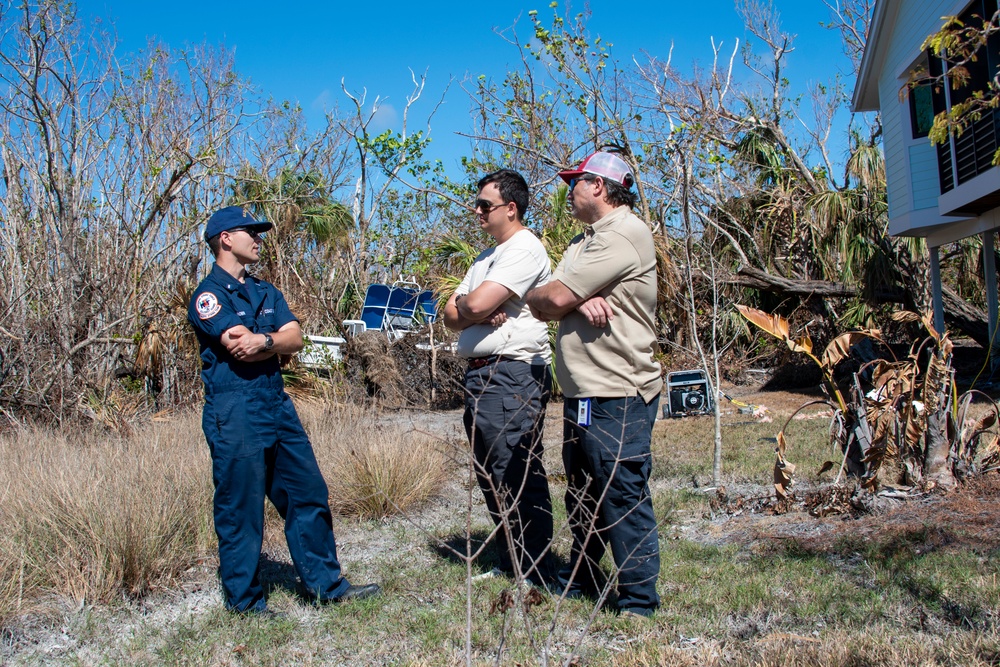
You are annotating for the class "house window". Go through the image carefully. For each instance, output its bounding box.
[931,0,1000,194]
[910,82,935,139]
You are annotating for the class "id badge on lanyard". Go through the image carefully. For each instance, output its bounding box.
[577,398,592,427]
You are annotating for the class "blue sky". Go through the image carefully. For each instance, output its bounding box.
[81,1,855,173]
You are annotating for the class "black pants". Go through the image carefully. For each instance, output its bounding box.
[463,359,553,584]
[561,394,661,612]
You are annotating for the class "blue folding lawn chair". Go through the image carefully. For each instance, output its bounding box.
[359,283,392,332]
[417,290,438,324]
[383,281,423,338]
[346,281,438,340]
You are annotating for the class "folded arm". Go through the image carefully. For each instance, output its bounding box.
[222,320,304,362]
[443,280,513,331]
[526,280,613,327]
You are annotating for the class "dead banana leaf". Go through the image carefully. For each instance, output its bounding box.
[940,333,954,358]
[791,335,813,355]
[774,459,795,498]
[959,409,999,462]
[982,435,1000,468]
[961,410,997,450]
[871,360,914,398]
[901,402,927,455]
[774,431,796,498]
[865,401,895,446]
[861,407,895,489]
[921,311,941,342]
[821,331,880,369]
[922,352,951,416]
[737,304,791,340]
[976,409,997,432]
[891,310,921,324]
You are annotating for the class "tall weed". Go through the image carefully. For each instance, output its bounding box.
[302,403,451,519]
[0,421,215,606]
[0,403,450,622]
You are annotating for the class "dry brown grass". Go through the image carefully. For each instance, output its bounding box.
[0,419,215,614]
[0,531,27,628]
[0,401,449,626]
[300,402,451,519]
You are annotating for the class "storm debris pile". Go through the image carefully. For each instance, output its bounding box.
[343,330,466,409]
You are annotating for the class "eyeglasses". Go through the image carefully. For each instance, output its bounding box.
[228,227,265,239]
[473,199,506,214]
[568,175,597,191]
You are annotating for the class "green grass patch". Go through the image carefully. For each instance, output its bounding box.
[653,412,835,485]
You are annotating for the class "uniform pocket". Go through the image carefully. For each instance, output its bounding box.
[589,398,653,511]
[593,397,651,464]
[214,391,265,458]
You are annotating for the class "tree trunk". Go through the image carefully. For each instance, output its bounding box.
[725,266,990,347]
[923,394,957,490]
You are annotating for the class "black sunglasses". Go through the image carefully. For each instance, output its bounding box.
[473,199,507,214]
[568,175,597,191]
[229,226,265,239]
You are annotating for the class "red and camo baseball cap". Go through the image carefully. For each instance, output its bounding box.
[558,151,634,186]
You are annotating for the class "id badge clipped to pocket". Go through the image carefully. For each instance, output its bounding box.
[577,398,592,427]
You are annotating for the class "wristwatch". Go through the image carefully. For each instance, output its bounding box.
[263,333,274,351]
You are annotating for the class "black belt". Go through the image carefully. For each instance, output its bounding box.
[467,355,513,370]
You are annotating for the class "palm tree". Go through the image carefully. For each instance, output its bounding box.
[231,166,355,327]
[537,182,581,269]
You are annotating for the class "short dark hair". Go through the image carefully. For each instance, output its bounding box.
[477,169,529,219]
[207,234,222,258]
[602,177,637,209]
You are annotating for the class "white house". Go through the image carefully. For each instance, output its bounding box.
[853,0,999,351]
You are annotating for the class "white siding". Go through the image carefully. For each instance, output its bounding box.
[885,0,959,69]
[881,86,907,219]
[877,0,968,231]
[908,143,941,209]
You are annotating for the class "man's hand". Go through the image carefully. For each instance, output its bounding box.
[486,306,508,327]
[224,327,268,361]
[576,296,614,328]
[443,281,514,331]
[222,321,303,362]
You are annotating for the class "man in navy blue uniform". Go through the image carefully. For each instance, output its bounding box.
[188,205,380,616]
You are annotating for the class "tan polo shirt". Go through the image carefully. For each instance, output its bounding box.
[552,205,663,401]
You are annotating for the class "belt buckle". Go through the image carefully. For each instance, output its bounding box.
[468,356,493,370]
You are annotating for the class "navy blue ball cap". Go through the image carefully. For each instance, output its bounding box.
[203,206,273,242]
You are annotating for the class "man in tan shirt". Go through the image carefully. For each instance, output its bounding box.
[526,151,662,617]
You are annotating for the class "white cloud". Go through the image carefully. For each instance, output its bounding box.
[310,89,334,114]
[370,103,399,133]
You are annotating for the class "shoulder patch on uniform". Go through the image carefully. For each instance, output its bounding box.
[195,292,222,320]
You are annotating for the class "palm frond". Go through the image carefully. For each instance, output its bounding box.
[847,142,886,190]
[304,201,354,245]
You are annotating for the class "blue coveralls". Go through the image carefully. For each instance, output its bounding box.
[188,263,351,613]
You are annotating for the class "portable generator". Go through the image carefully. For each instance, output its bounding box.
[664,369,713,418]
